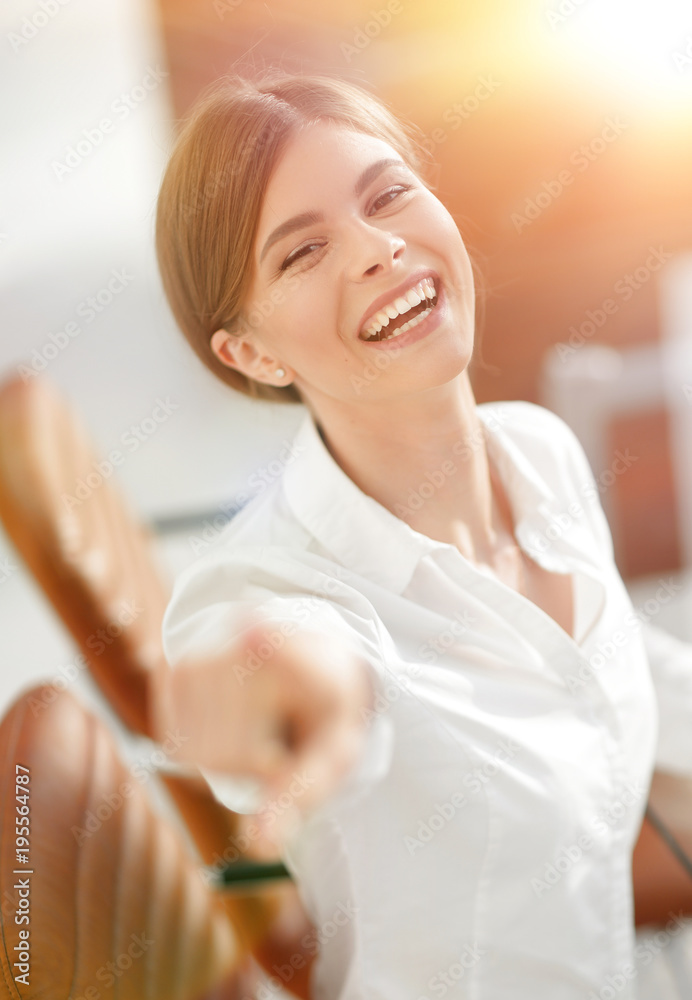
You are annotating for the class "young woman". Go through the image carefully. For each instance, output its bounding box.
[154,71,692,999]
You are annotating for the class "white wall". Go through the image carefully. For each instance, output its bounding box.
[0,0,304,727]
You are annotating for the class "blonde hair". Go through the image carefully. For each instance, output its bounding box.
[155,71,435,404]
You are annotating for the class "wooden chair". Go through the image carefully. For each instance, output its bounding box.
[634,773,692,927]
[0,373,313,999]
[0,682,248,1000]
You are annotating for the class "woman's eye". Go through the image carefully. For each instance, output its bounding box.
[280,242,324,272]
[370,185,411,212]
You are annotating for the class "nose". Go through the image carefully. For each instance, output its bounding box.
[345,219,406,280]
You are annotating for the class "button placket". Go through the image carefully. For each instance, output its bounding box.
[436,544,626,738]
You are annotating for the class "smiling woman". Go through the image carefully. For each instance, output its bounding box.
[207,117,475,425]
[155,72,445,404]
[153,71,692,1000]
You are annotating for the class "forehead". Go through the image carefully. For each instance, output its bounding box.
[256,122,402,232]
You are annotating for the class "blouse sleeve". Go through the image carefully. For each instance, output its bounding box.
[160,543,395,812]
[639,619,692,776]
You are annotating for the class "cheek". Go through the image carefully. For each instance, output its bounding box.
[272,288,335,356]
[416,195,468,257]
[438,208,467,255]
[433,208,474,286]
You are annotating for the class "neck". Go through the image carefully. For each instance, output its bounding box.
[303,372,515,566]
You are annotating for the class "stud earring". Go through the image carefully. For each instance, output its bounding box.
[275,368,285,378]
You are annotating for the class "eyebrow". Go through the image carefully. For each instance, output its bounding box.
[259,157,406,264]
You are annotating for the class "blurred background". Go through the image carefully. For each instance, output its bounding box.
[2,0,692,820]
[1,0,692,993]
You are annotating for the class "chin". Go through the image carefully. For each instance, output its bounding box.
[405,353,473,397]
[430,331,474,378]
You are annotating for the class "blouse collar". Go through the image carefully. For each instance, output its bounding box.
[281,403,597,592]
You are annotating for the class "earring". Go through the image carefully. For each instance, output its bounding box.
[275,368,285,378]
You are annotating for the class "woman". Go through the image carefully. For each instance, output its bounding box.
[154,72,692,999]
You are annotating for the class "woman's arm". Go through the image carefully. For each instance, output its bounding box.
[149,622,377,997]
[640,619,692,776]
[152,620,376,849]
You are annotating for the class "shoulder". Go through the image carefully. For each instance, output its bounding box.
[480,400,615,559]
[478,399,593,478]
[479,399,579,447]
[188,474,311,558]
[163,527,378,669]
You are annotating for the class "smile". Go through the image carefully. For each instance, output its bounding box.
[359,277,438,342]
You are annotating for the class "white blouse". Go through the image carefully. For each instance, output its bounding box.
[162,400,692,1000]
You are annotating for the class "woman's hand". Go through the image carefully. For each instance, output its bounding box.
[156,619,376,854]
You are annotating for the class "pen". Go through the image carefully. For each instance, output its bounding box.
[645,804,692,881]
[212,858,293,889]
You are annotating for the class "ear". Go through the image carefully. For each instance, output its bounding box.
[209,328,293,387]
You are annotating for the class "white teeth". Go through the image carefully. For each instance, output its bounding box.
[361,277,438,340]
[376,306,432,341]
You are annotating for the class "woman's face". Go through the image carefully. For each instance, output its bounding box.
[213,120,475,408]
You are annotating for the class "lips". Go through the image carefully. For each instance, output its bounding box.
[357,269,440,341]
